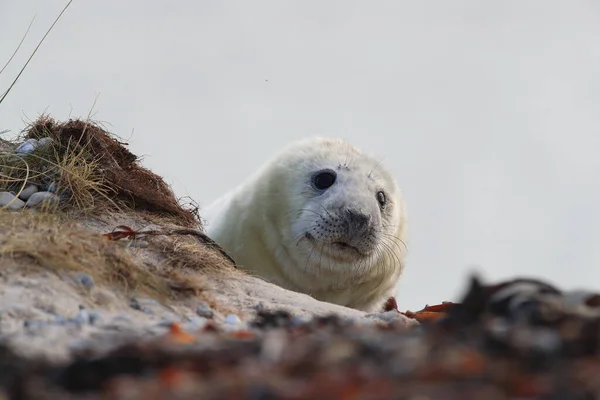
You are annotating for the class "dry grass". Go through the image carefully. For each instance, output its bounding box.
[0,114,231,306]
[0,132,116,215]
[157,235,241,315]
[56,141,117,212]
[163,236,233,270]
[0,208,237,306]
[0,114,199,227]
[0,1,75,106]
[0,210,170,297]
[19,115,199,226]
[0,2,89,210]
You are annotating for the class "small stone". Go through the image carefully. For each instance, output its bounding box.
[196,302,214,318]
[15,138,38,155]
[94,289,118,306]
[17,184,39,201]
[74,273,95,290]
[36,137,54,149]
[128,298,157,315]
[24,320,45,329]
[25,191,60,208]
[129,298,143,311]
[72,310,89,325]
[186,316,208,329]
[224,314,242,326]
[88,310,101,325]
[161,312,180,322]
[38,302,57,315]
[187,316,207,324]
[290,316,307,327]
[0,192,25,210]
[156,320,177,328]
[140,298,159,307]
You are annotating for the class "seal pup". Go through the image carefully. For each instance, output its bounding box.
[202,137,407,312]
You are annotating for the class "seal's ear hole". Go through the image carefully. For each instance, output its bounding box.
[312,170,337,190]
[376,190,387,207]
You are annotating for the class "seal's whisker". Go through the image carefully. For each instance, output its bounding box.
[368,155,387,179]
[305,243,318,275]
[379,232,406,254]
[380,239,403,271]
[293,208,325,218]
[307,199,335,220]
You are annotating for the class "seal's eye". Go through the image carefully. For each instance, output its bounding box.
[313,170,337,190]
[376,190,386,207]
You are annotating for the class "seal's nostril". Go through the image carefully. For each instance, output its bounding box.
[344,208,370,230]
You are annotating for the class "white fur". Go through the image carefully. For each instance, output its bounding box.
[203,137,407,312]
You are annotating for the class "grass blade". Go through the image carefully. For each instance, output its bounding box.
[0,0,75,106]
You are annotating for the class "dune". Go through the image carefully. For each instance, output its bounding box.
[0,116,599,399]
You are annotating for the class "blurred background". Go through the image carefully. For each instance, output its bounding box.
[1,1,600,310]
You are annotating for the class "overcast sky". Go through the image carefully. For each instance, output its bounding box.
[2,1,600,310]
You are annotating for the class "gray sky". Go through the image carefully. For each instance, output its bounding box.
[2,1,600,310]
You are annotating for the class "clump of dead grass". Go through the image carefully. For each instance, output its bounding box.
[23,116,199,226]
[0,204,239,296]
[159,234,234,273]
[0,115,199,226]
[0,128,116,214]
[98,222,238,300]
[158,234,241,315]
[0,210,170,298]
[0,207,238,306]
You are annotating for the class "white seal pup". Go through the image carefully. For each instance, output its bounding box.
[202,137,407,312]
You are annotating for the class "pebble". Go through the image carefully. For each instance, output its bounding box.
[129,298,143,311]
[0,192,25,210]
[289,316,308,327]
[129,298,158,315]
[74,273,95,290]
[17,184,38,201]
[187,316,208,327]
[224,314,242,326]
[24,309,103,329]
[36,137,54,150]
[88,310,102,325]
[196,302,214,319]
[25,191,60,208]
[72,310,89,325]
[93,289,118,306]
[161,312,181,322]
[15,138,38,155]
[157,320,178,328]
[14,137,53,155]
[23,320,45,329]
[141,298,159,307]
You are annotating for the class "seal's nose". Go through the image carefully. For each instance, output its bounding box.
[344,208,371,233]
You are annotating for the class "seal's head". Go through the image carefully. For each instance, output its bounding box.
[258,137,407,294]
